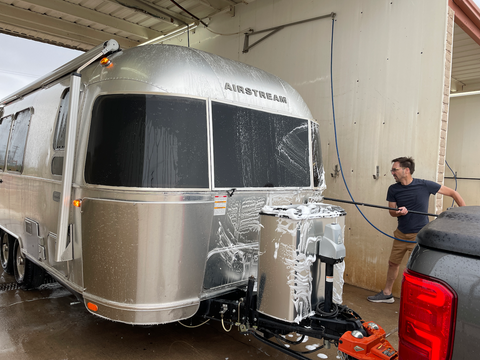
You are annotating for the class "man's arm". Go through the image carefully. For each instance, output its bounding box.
[438,185,466,207]
[388,201,408,217]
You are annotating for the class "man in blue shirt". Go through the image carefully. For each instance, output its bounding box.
[368,157,465,303]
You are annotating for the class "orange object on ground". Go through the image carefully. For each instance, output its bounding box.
[338,321,398,360]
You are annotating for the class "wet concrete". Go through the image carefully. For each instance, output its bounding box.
[0,270,399,360]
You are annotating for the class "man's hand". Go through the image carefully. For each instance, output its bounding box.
[389,202,408,217]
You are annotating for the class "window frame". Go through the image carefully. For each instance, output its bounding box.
[5,108,33,174]
[51,88,70,176]
[53,88,70,151]
[83,92,211,190]
[81,93,318,192]
[209,99,314,191]
[0,114,13,172]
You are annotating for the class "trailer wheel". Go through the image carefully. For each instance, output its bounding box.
[13,240,45,290]
[0,232,14,275]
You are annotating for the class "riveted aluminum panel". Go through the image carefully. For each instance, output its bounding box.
[81,197,213,324]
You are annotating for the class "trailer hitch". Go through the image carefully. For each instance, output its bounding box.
[338,322,398,360]
[194,203,398,360]
[196,277,398,360]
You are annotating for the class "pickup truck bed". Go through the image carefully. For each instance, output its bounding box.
[399,206,480,360]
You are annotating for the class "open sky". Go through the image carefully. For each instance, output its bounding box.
[0,34,82,101]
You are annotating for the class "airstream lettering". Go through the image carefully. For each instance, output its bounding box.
[223,82,287,103]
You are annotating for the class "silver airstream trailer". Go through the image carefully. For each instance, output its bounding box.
[0,40,329,325]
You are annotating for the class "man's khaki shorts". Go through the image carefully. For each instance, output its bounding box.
[389,229,417,265]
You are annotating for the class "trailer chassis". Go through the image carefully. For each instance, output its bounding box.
[196,277,398,360]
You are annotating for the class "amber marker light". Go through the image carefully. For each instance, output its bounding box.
[100,57,112,67]
[87,302,98,312]
[73,199,82,208]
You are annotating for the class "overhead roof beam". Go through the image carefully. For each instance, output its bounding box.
[110,0,185,26]
[216,0,238,6]
[124,0,194,25]
[0,3,139,49]
[196,0,220,11]
[204,6,235,19]
[18,0,163,40]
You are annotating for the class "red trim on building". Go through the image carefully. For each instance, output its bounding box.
[450,0,480,46]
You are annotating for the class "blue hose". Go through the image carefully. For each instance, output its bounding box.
[329,18,415,243]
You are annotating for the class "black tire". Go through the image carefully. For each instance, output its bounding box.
[0,231,14,275]
[13,240,45,290]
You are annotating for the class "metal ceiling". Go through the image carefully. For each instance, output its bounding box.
[1,1,480,92]
[452,23,480,91]
[0,0,250,50]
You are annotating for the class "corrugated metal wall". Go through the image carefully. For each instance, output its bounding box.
[165,0,450,296]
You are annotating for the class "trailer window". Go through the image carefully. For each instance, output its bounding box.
[53,89,70,150]
[51,156,63,176]
[85,94,208,188]
[212,102,310,188]
[0,115,13,171]
[311,122,324,188]
[7,109,31,173]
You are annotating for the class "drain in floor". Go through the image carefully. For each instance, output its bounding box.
[0,276,57,291]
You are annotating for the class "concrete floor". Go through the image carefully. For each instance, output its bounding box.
[0,270,399,360]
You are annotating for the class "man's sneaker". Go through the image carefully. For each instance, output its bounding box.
[367,291,394,303]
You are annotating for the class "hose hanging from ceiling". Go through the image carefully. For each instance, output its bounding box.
[170,0,209,27]
[328,17,415,243]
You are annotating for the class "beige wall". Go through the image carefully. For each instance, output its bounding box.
[445,95,480,209]
[165,0,450,296]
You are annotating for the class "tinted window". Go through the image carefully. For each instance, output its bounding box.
[54,89,69,150]
[85,95,208,188]
[311,122,324,188]
[0,115,13,170]
[212,102,310,188]
[7,109,31,172]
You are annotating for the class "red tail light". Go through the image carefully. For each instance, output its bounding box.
[399,269,457,360]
